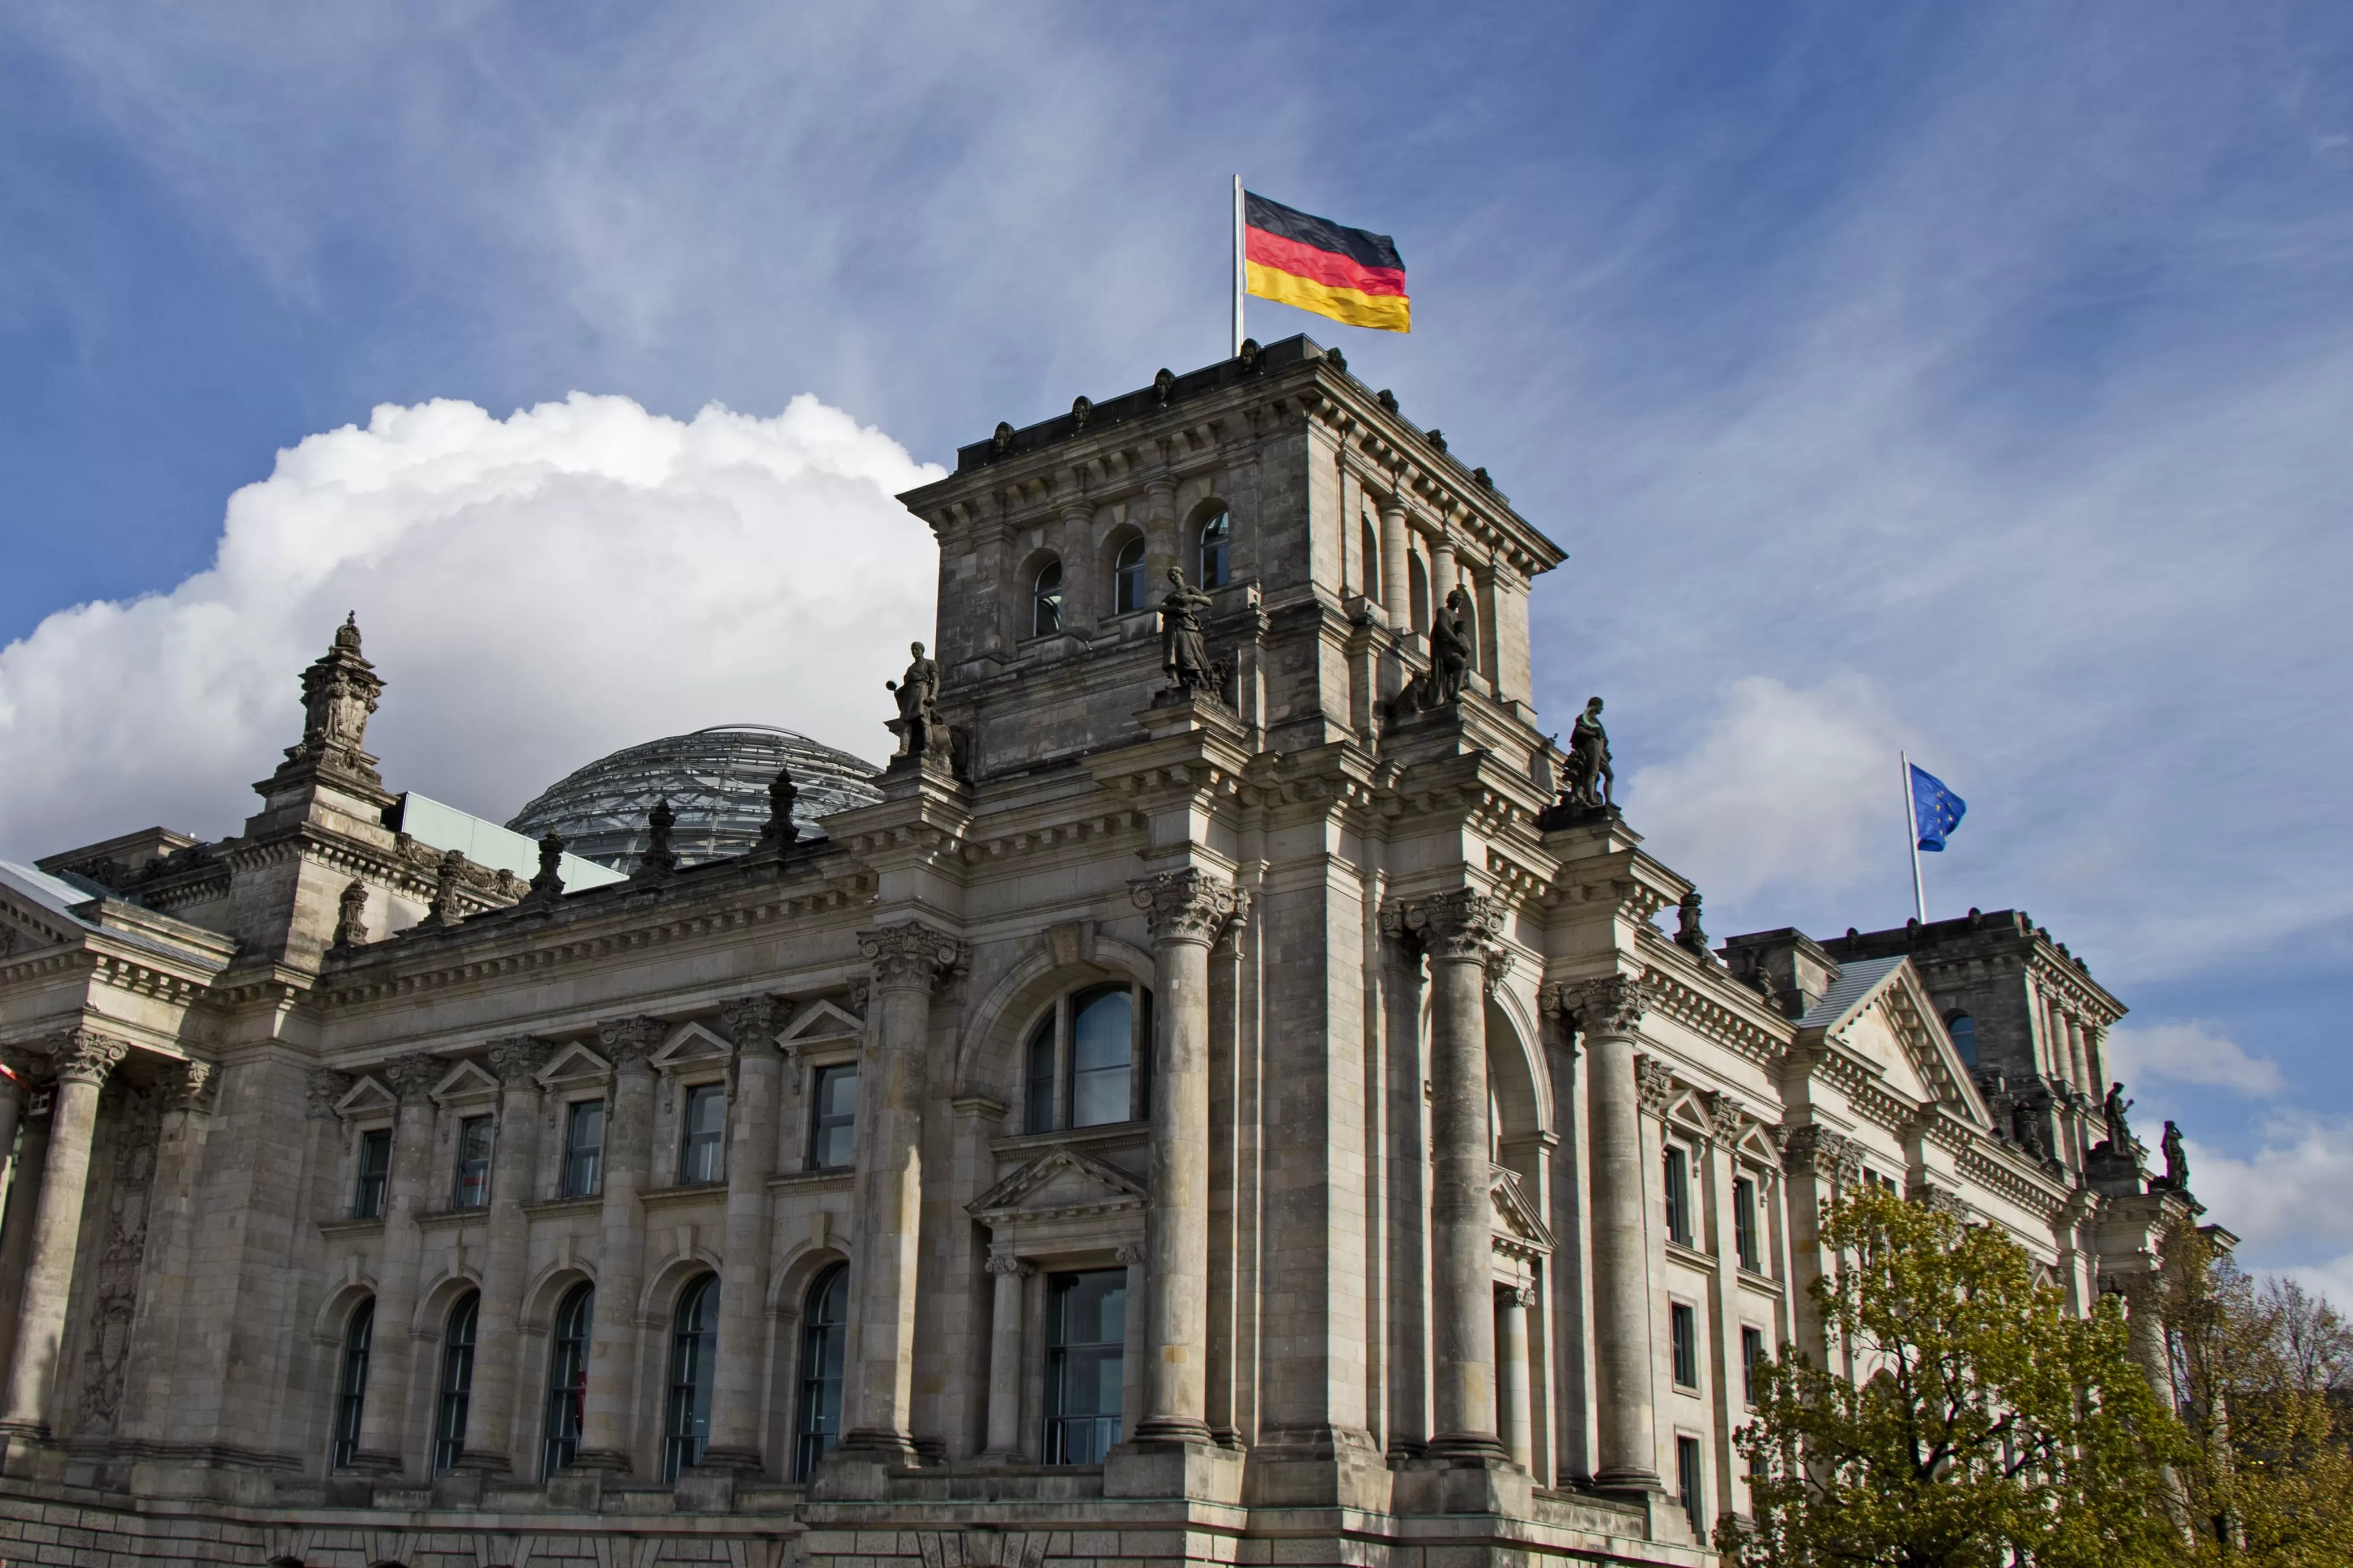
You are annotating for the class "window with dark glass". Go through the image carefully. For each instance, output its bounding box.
[1021,983,1152,1133]
[1196,511,1230,588]
[809,1064,857,1171]
[1663,1144,1692,1246]
[452,1114,493,1210]
[794,1264,850,1481]
[1045,1270,1126,1464]
[352,1128,391,1220]
[1112,536,1146,614]
[1946,1010,1978,1068]
[1031,559,1064,637]
[542,1283,593,1477]
[1733,1177,1759,1271]
[662,1275,720,1481]
[679,1083,725,1185]
[561,1100,604,1198]
[1360,516,1381,602]
[1671,1301,1699,1388]
[1741,1326,1765,1408]
[330,1298,374,1469]
[432,1292,479,1473]
[1677,1435,1706,1537]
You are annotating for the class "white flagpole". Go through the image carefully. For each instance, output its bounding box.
[1901,751,1926,924]
[1232,175,1246,357]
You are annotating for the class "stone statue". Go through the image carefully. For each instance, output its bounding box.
[885,641,952,762]
[528,830,566,904]
[1160,568,1218,695]
[1428,587,1472,705]
[2102,1081,2135,1152]
[638,797,678,878]
[2159,1120,2188,1190]
[2013,1101,2047,1159]
[1561,697,1614,809]
[331,880,369,949]
[761,764,800,848]
[423,848,466,927]
[1674,890,1712,960]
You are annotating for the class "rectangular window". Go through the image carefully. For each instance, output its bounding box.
[679,1083,726,1184]
[1663,1144,1691,1246]
[1678,1435,1706,1539]
[352,1128,391,1220]
[1741,1326,1766,1408]
[1045,1270,1126,1464]
[1671,1301,1699,1389]
[451,1114,493,1210]
[809,1063,857,1171]
[560,1100,604,1198]
[1733,1177,1759,1271]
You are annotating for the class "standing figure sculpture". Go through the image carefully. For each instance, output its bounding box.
[1561,697,1614,810]
[885,640,950,760]
[1160,568,1218,695]
[2159,1120,2188,1190]
[1427,587,1472,705]
[2102,1081,2136,1152]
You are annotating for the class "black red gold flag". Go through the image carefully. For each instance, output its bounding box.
[1242,191,1409,334]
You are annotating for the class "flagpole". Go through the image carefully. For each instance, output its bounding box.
[1231,175,1245,356]
[1901,750,1926,925]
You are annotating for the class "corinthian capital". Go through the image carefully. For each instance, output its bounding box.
[52,1027,129,1086]
[381,1052,444,1104]
[718,994,787,1051]
[167,1057,220,1113]
[1129,868,1244,946]
[596,1016,666,1070]
[487,1036,554,1087]
[1635,1053,1678,1116]
[1781,1123,1861,1183]
[1382,889,1504,962]
[1561,974,1653,1036]
[859,924,966,992]
[307,1067,353,1117]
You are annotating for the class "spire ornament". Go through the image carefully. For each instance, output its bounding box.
[270,613,387,789]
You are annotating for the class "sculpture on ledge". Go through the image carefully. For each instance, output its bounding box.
[761,763,801,848]
[527,829,566,904]
[1159,569,1219,697]
[1561,697,1614,810]
[331,879,370,949]
[2101,1080,2136,1153]
[1674,890,1716,963]
[1427,587,1472,706]
[2158,1119,2188,1191]
[885,640,953,764]
[636,797,677,879]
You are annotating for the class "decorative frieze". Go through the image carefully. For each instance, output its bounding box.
[1129,868,1246,946]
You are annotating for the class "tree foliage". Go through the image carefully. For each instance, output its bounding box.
[1723,1185,2187,1568]
[2160,1220,2353,1567]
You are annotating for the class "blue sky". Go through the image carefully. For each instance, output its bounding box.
[3,3,2350,1285]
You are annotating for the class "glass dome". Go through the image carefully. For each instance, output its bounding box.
[506,724,883,873]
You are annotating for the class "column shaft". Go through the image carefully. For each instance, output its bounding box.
[1378,499,1412,624]
[0,1103,53,1409]
[352,1054,442,1475]
[0,1032,123,1434]
[1427,948,1501,1456]
[707,1009,784,1468]
[1498,1287,1533,1472]
[981,1255,1030,1461]
[576,1028,659,1471]
[1578,979,1661,1489]
[464,1041,548,1473]
[1429,536,1459,618]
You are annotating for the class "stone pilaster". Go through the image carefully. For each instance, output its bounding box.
[573,1018,662,1474]
[1127,868,1244,1446]
[705,996,786,1472]
[1497,1283,1535,1472]
[0,1027,127,1441]
[1565,975,1663,1490]
[113,1058,217,1447]
[463,1037,551,1475]
[835,925,962,1466]
[347,1052,441,1476]
[1388,890,1507,1462]
[980,1251,1033,1463]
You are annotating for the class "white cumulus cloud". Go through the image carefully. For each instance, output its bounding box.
[2182,1116,2353,1307]
[0,392,941,857]
[2107,1020,2287,1097]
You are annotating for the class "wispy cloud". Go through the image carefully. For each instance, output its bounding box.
[2108,1022,2288,1097]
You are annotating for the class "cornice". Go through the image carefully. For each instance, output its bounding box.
[1951,1138,2073,1220]
[1632,957,1790,1070]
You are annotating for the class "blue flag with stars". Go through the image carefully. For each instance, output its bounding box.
[1911,763,1966,852]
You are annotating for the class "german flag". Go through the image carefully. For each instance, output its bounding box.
[1244,191,1409,334]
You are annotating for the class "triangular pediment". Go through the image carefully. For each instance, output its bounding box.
[1490,1165,1557,1254]
[432,1059,500,1104]
[536,1041,613,1087]
[779,999,864,1044]
[969,1146,1148,1221]
[653,1021,731,1068]
[1821,964,1989,1127]
[335,1075,395,1118]
[0,888,84,959]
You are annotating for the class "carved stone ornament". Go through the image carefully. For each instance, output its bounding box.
[1634,1054,1678,1117]
[165,1057,219,1114]
[487,1036,554,1087]
[52,1027,130,1086]
[331,879,370,949]
[1497,1283,1538,1311]
[597,1016,666,1070]
[1780,1124,1865,1184]
[1153,368,1175,405]
[1483,949,1516,1000]
[382,1052,443,1105]
[1114,1241,1148,1266]
[760,766,801,848]
[275,613,386,787]
[859,924,967,992]
[422,848,467,928]
[78,1082,160,1435]
[528,830,567,904]
[637,798,679,879]
[1908,1180,1967,1219]
[1131,868,1244,946]
[719,995,787,1052]
[991,420,1015,456]
[1706,1092,1747,1146]
[306,1067,354,1117]
[985,1254,1034,1279]
[1071,394,1093,431]
[1383,889,1504,963]
[1562,974,1652,1037]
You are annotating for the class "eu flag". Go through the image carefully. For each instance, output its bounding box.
[1910,764,1966,852]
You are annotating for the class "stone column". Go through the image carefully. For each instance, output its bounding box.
[1427,533,1459,619]
[0,1088,49,1388]
[115,1059,219,1447]
[980,1251,1032,1463]
[349,1052,442,1476]
[1392,890,1507,1460]
[705,996,786,1472]
[574,1019,662,1473]
[1569,976,1663,1489]
[1127,868,1243,1444]
[1378,494,1412,623]
[1497,1284,1534,1472]
[0,1029,126,1438]
[838,925,961,1463]
[464,1037,550,1475]
[1142,475,1180,590]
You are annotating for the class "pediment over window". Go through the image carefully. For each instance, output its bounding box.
[335,1075,395,1119]
[968,1146,1148,1224]
[653,1022,731,1069]
[430,1059,500,1105]
[1491,1164,1556,1258]
[535,1041,612,1088]
[779,998,863,1045]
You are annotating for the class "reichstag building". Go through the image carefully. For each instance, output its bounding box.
[0,337,2204,1566]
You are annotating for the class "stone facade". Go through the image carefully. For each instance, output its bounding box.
[0,335,2209,1567]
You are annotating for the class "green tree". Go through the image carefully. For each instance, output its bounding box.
[2160,1221,2353,1567]
[1723,1185,2187,1568]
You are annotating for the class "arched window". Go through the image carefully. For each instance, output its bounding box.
[1361,516,1382,603]
[542,1283,593,1478]
[1031,559,1064,638]
[662,1274,720,1481]
[1946,1011,1978,1069]
[1197,511,1230,588]
[794,1264,851,1481]
[1024,981,1153,1133]
[330,1298,374,1469]
[1408,550,1430,633]
[1112,536,1147,615]
[432,1291,480,1474]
